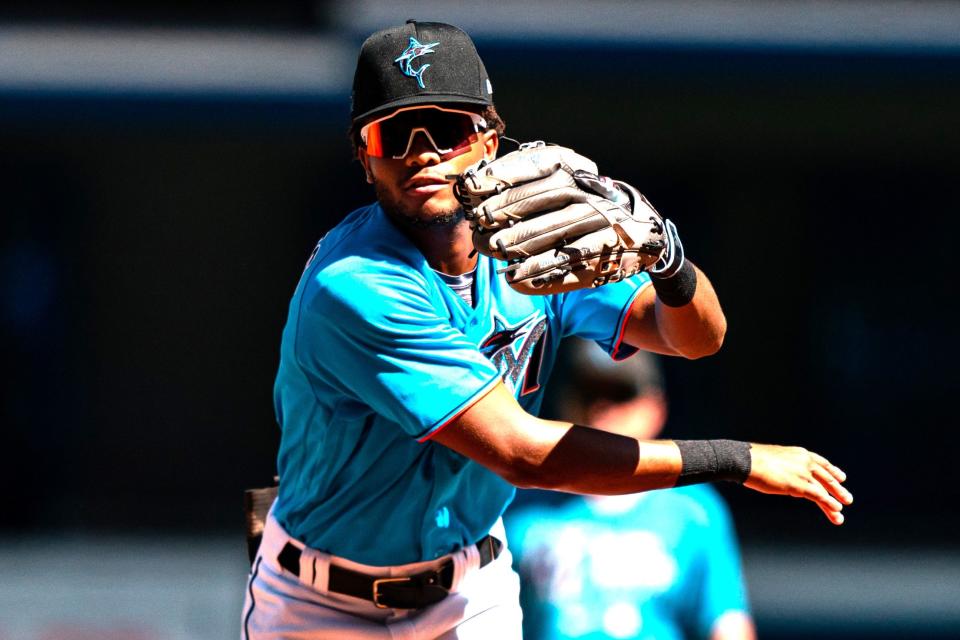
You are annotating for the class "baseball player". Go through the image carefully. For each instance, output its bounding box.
[241,20,852,639]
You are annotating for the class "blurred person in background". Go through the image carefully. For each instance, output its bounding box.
[507,337,756,640]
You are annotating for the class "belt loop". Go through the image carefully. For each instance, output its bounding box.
[451,539,481,593]
[299,550,316,587]
[466,540,481,572]
[301,548,330,593]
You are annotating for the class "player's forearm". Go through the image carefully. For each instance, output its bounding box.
[436,383,851,523]
[508,420,683,494]
[435,384,679,493]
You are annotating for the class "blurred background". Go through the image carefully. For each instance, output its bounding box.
[2,1,959,638]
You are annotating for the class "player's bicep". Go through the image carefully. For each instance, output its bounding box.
[620,285,682,355]
[430,382,557,487]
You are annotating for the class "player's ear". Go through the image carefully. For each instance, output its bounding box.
[357,148,375,184]
[482,130,499,162]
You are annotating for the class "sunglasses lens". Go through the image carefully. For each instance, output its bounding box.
[364,122,384,157]
[364,109,481,158]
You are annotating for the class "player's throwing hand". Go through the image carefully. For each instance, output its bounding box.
[744,444,853,525]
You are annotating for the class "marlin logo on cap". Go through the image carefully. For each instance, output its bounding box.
[395,36,439,89]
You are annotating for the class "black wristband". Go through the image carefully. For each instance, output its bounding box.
[651,259,697,307]
[674,439,752,485]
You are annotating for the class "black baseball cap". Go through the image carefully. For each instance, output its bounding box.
[350,21,494,126]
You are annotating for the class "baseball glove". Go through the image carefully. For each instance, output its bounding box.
[453,142,668,295]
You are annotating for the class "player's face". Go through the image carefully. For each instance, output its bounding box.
[358,107,498,227]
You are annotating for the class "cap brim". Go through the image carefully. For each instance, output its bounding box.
[352,93,491,126]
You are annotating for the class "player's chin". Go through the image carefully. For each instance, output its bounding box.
[417,206,464,227]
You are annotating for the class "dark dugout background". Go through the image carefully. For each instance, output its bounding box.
[2,1,958,638]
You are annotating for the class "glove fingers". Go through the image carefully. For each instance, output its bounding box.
[504,225,666,295]
[473,171,587,229]
[474,201,621,260]
[476,194,666,262]
[457,145,598,205]
[566,224,665,262]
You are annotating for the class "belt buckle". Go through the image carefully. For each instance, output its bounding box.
[372,577,411,609]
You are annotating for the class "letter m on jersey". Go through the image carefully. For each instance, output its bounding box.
[479,311,548,396]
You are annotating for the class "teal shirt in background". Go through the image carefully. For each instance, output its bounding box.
[506,485,750,640]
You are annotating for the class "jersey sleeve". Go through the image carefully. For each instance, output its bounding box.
[692,488,752,637]
[297,264,501,441]
[557,272,652,360]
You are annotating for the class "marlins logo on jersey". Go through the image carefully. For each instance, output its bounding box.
[479,311,548,396]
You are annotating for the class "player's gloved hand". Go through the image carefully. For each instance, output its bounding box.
[453,142,669,295]
[744,444,854,525]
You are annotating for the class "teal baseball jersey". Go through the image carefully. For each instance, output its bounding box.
[272,203,651,566]
[506,486,750,640]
